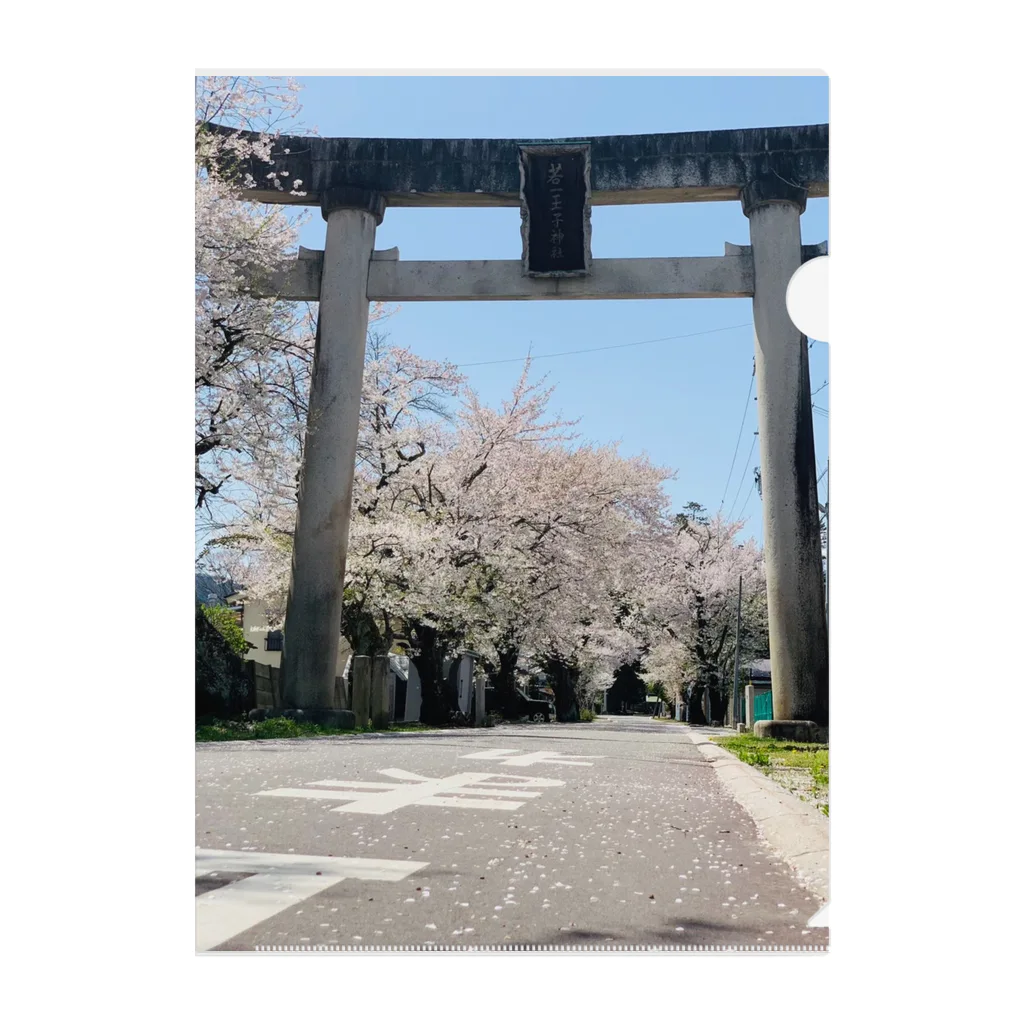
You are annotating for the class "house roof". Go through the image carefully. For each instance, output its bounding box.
[744,658,772,681]
[195,572,237,606]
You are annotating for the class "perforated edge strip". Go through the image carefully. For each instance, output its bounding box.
[244,944,828,953]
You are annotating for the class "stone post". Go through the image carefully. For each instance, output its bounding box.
[474,663,486,726]
[350,655,372,730]
[280,188,385,709]
[370,656,391,730]
[742,180,829,728]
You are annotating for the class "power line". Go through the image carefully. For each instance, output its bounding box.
[727,431,758,521]
[456,322,753,368]
[813,405,829,417]
[738,457,825,532]
[738,474,759,521]
[719,360,756,513]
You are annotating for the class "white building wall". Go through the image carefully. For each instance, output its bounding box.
[234,596,351,678]
[403,661,421,723]
[439,654,476,717]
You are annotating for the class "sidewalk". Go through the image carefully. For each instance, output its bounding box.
[683,725,830,902]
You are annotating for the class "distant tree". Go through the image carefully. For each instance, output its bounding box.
[639,504,767,724]
[195,605,253,719]
[200,603,251,657]
[647,680,669,702]
[608,661,646,713]
[677,501,709,527]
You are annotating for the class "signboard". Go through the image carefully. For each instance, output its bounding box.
[518,144,592,277]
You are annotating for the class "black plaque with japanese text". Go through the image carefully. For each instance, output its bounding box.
[519,144,592,277]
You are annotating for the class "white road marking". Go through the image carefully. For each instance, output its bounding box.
[416,796,527,810]
[456,776,565,788]
[255,770,565,816]
[195,849,427,951]
[379,768,436,781]
[196,849,427,881]
[256,787,373,801]
[309,780,399,790]
[197,871,332,952]
[443,786,545,798]
[460,749,602,767]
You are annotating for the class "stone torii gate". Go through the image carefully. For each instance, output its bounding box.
[233,123,829,734]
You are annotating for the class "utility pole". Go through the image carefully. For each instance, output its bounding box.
[732,576,743,726]
[826,458,829,630]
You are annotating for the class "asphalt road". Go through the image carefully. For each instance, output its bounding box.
[195,718,828,951]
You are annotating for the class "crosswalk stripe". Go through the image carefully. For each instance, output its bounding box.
[195,849,428,951]
[197,871,336,952]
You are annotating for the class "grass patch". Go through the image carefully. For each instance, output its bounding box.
[196,718,351,742]
[711,734,829,814]
[195,717,440,742]
[579,709,595,722]
[712,733,828,769]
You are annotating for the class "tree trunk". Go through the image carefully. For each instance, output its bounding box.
[708,683,729,725]
[342,601,390,656]
[609,660,645,713]
[410,622,454,725]
[492,642,520,717]
[545,658,580,722]
[687,684,707,726]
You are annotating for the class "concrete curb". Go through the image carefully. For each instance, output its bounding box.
[682,727,830,902]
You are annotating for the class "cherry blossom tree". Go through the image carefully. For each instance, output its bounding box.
[340,333,466,661]
[637,504,768,723]
[413,391,674,721]
[305,351,675,724]
[379,364,580,722]
[195,76,315,520]
[203,330,460,625]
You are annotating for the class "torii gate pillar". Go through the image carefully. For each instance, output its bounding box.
[280,188,384,709]
[742,180,829,732]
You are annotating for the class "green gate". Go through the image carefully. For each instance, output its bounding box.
[753,689,773,722]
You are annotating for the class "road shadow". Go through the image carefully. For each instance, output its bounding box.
[539,928,625,943]
[533,915,816,949]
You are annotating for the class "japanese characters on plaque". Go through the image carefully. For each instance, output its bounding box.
[519,144,592,277]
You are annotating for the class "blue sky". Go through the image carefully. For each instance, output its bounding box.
[289,75,829,544]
